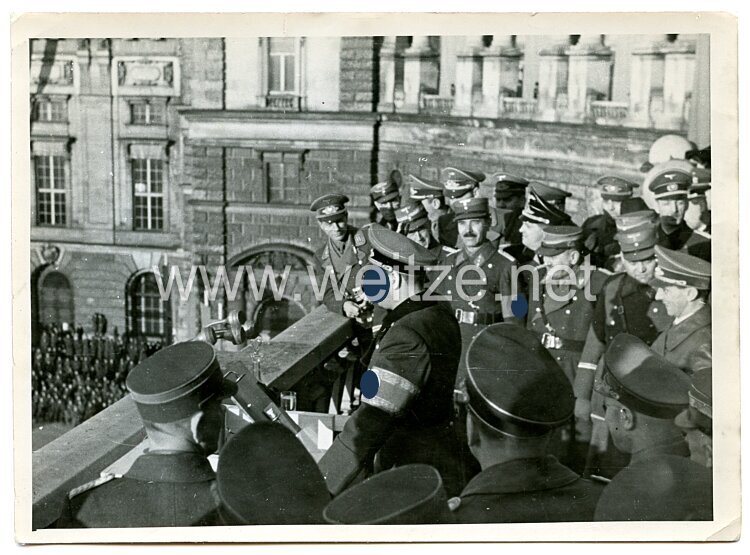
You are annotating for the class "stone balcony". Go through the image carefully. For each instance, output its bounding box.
[31,305,355,530]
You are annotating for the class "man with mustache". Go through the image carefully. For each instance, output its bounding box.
[581,176,637,270]
[648,169,710,261]
[436,167,486,248]
[370,180,402,231]
[574,219,673,480]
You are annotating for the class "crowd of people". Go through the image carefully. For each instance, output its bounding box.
[53,134,715,527]
[32,319,164,427]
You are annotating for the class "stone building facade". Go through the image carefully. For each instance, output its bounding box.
[29,34,710,342]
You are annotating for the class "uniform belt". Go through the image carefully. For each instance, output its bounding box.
[535,331,586,352]
[454,309,502,326]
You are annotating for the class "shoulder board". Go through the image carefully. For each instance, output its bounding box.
[589,269,612,295]
[68,473,119,500]
[447,496,462,512]
[597,267,613,276]
[354,230,367,247]
[694,228,711,240]
[441,246,459,255]
[496,245,517,262]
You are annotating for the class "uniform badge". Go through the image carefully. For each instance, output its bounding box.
[354,231,366,247]
[667,183,679,192]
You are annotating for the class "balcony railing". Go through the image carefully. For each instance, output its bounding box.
[31,305,354,530]
[500,97,538,119]
[264,94,302,111]
[420,94,454,116]
[591,101,630,125]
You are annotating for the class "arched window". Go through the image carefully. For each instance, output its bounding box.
[127,271,172,342]
[38,271,74,326]
[254,298,306,340]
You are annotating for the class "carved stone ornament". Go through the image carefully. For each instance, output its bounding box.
[40,244,61,265]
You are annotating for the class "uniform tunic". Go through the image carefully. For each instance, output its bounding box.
[492,207,523,246]
[433,209,459,248]
[651,304,712,376]
[56,451,220,528]
[312,225,367,316]
[435,239,517,387]
[526,266,610,385]
[451,455,604,523]
[657,221,711,262]
[581,211,620,270]
[317,298,463,496]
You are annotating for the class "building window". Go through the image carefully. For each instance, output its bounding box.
[130,101,165,125]
[263,152,303,204]
[35,155,67,226]
[268,37,297,94]
[132,158,165,231]
[128,272,171,341]
[38,271,74,326]
[33,97,67,122]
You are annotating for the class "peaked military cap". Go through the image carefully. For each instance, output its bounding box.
[675,368,712,435]
[596,333,690,419]
[395,201,430,232]
[520,189,573,226]
[370,180,401,203]
[126,341,237,423]
[491,173,529,199]
[651,245,711,290]
[466,324,574,437]
[441,167,485,198]
[537,225,584,257]
[615,221,659,261]
[615,199,658,231]
[217,422,330,525]
[452,196,490,221]
[594,455,713,521]
[323,464,454,524]
[597,176,637,200]
[310,193,350,223]
[529,182,572,204]
[648,170,691,200]
[408,174,444,200]
[368,224,437,270]
[689,168,711,200]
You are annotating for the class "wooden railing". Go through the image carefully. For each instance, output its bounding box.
[31,305,353,530]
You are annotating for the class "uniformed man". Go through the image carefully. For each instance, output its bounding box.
[581,176,637,269]
[675,368,713,468]
[323,464,454,524]
[594,333,691,470]
[574,220,672,480]
[310,193,370,320]
[648,169,711,261]
[216,422,330,525]
[639,134,695,173]
[685,145,711,168]
[394,200,440,254]
[433,197,517,386]
[436,167,485,248]
[594,455,712,521]
[407,174,452,244]
[526,225,610,471]
[450,324,603,523]
[518,188,574,265]
[685,168,711,235]
[370,180,402,231]
[528,181,572,211]
[650,245,712,375]
[56,341,237,528]
[488,172,529,246]
[317,226,464,496]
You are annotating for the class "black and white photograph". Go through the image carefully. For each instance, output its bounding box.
[10,11,740,543]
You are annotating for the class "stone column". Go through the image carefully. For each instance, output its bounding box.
[402,36,438,113]
[536,37,570,121]
[377,36,398,113]
[659,39,696,131]
[688,34,710,146]
[453,36,485,116]
[478,35,522,118]
[563,35,612,123]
